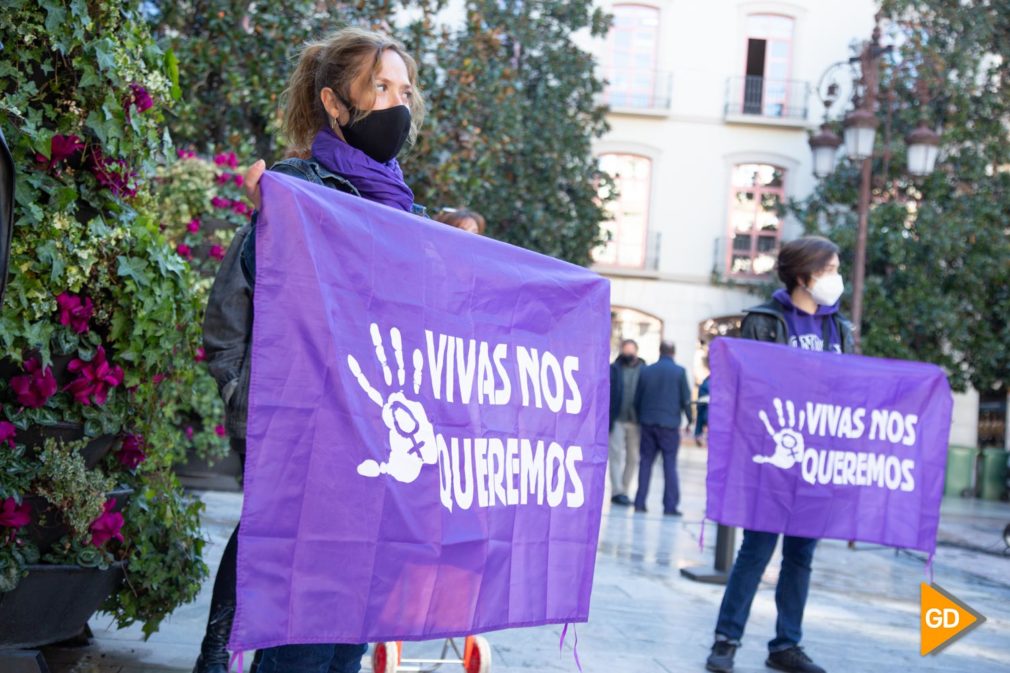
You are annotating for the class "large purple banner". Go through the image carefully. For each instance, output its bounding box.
[229,173,611,650]
[706,338,952,554]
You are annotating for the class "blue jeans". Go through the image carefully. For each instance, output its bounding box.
[255,643,368,673]
[714,529,818,652]
[634,424,680,513]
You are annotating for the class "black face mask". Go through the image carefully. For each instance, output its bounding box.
[339,104,411,164]
[619,354,636,365]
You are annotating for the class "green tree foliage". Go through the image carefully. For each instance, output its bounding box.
[790,0,1010,392]
[149,0,612,265]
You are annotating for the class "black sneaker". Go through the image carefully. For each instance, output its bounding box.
[766,646,826,673]
[610,494,632,506]
[706,641,737,672]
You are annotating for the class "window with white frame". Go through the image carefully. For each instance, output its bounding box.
[728,163,785,277]
[742,14,795,117]
[596,153,652,269]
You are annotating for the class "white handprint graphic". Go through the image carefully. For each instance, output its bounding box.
[347,323,437,483]
[754,398,807,470]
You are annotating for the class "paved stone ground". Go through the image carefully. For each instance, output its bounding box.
[43,446,1010,673]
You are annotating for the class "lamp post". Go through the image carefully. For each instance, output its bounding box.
[808,20,940,349]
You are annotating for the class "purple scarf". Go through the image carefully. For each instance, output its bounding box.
[311,128,414,212]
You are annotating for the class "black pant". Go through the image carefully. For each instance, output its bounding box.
[634,424,681,512]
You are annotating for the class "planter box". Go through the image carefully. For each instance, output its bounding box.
[20,422,118,469]
[0,563,124,649]
[25,487,133,556]
[176,446,243,492]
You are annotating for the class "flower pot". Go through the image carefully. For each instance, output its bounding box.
[176,444,243,492]
[24,486,133,556]
[19,422,118,469]
[0,562,124,648]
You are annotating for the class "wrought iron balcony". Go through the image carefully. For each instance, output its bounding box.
[724,76,809,123]
[600,68,673,113]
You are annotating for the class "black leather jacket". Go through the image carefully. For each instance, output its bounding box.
[203,157,425,438]
[740,297,856,354]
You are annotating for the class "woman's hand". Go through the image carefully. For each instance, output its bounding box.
[243,159,266,211]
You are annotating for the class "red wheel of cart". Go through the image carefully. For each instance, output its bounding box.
[462,636,491,673]
[372,641,401,673]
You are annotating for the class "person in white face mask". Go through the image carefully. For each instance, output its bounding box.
[705,236,854,673]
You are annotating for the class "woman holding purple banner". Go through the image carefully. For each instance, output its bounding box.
[706,236,854,673]
[199,27,426,673]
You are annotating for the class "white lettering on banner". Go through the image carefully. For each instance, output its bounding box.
[435,435,584,512]
[351,323,591,512]
[755,397,919,494]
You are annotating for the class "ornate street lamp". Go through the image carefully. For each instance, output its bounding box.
[906,120,941,177]
[808,124,843,179]
[842,108,879,162]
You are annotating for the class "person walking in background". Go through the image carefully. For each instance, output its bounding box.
[608,339,645,506]
[694,373,710,446]
[434,207,485,234]
[705,236,853,673]
[633,341,692,516]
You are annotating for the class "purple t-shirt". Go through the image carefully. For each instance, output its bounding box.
[772,289,842,353]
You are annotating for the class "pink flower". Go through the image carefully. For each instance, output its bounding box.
[211,196,231,209]
[88,147,137,198]
[56,292,94,334]
[216,173,232,185]
[231,201,250,216]
[152,373,166,385]
[214,424,226,437]
[0,422,15,448]
[176,243,192,259]
[10,357,57,408]
[177,148,197,160]
[64,346,124,406]
[209,244,225,261]
[232,174,244,187]
[36,134,85,170]
[187,218,201,233]
[89,499,125,547]
[194,347,206,362]
[214,152,238,169]
[124,83,153,115]
[0,498,31,530]
[117,434,147,469]
[184,426,195,440]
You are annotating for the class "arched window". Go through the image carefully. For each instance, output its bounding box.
[596,153,652,269]
[727,163,785,277]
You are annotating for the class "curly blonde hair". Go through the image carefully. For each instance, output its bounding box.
[282,27,425,154]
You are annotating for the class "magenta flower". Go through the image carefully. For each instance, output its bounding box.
[124,83,153,115]
[0,498,31,530]
[117,434,147,470]
[233,174,244,187]
[177,148,197,160]
[0,422,15,449]
[64,346,124,406]
[56,292,94,334]
[194,346,206,362]
[184,426,195,440]
[36,134,85,171]
[231,201,250,216]
[216,173,232,185]
[213,152,239,169]
[89,499,125,548]
[211,196,231,209]
[88,148,138,198]
[214,424,226,437]
[187,218,201,233]
[209,244,226,261]
[176,243,192,259]
[152,373,166,385]
[10,357,57,408]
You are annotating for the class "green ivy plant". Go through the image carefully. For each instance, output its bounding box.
[0,0,208,633]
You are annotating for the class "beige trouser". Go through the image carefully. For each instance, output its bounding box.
[608,421,640,497]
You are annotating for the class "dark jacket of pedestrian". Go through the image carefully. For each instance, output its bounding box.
[609,355,645,431]
[633,356,693,430]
